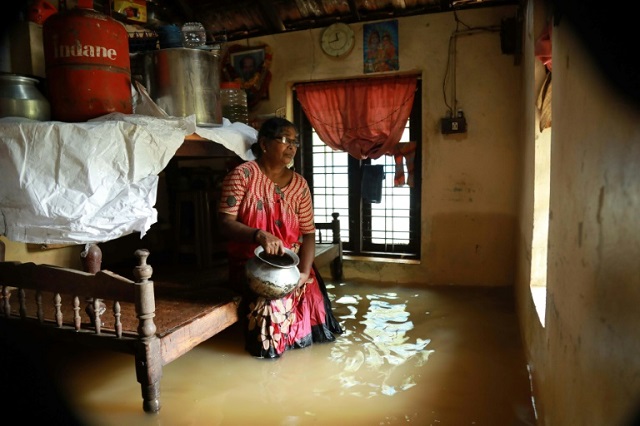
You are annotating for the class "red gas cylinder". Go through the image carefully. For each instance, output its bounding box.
[43,0,132,122]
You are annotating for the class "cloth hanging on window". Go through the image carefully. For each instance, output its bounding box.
[535,22,552,131]
[537,72,552,131]
[296,75,417,159]
[535,23,552,72]
[391,141,416,187]
[362,164,385,203]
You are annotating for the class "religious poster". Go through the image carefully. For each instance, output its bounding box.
[363,20,399,74]
[222,44,273,110]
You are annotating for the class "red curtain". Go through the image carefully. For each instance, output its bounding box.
[296,75,417,159]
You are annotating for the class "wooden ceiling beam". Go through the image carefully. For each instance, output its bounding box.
[256,0,287,32]
[152,0,520,42]
[346,0,361,21]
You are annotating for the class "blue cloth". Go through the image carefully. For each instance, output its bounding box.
[362,164,384,203]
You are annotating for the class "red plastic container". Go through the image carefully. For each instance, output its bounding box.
[43,2,132,122]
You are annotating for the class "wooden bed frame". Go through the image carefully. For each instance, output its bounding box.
[0,244,240,414]
[314,212,343,281]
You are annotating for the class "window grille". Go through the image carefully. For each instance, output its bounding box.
[294,79,421,259]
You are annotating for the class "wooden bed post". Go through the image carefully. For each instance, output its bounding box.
[132,249,163,414]
[81,244,106,327]
[81,243,102,274]
[330,212,343,280]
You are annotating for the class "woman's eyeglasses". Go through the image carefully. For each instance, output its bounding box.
[274,136,300,148]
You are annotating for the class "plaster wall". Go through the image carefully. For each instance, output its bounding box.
[514,0,549,418]
[0,236,83,268]
[516,1,640,424]
[246,6,521,286]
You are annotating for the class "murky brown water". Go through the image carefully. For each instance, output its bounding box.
[36,281,536,425]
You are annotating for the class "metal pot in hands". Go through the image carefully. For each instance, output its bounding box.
[246,246,300,300]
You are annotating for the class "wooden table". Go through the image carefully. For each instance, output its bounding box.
[174,134,239,158]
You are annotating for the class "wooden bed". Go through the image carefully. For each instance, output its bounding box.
[0,213,343,414]
[0,244,240,414]
[314,212,343,281]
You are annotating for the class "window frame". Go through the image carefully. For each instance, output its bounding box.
[293,77,422,260]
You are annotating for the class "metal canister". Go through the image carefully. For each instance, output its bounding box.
[141,47,222,127]
[43,3,132,122]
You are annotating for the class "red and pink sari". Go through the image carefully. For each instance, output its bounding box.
[219,161,342,358]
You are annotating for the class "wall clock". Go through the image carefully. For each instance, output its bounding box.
[321,23,355,58]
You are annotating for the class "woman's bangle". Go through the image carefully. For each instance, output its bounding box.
[252,228,260,243]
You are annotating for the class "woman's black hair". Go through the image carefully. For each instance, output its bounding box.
[250,117,297,159]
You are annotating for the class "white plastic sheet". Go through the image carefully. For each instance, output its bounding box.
[196,119,257,161]
[0,113,195,244]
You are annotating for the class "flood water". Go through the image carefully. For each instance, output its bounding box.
[16,281,537,425]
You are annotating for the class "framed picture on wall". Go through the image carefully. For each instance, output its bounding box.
[363,20,399,73]
[222,44,273,110]
[230,48,265,83]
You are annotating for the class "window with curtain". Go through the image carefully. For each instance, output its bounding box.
[293,76,422,259]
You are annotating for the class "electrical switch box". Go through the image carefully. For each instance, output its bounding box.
[441,116,467,134]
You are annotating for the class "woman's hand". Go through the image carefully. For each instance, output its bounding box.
[297,270,311,289]
[255,229,285,256]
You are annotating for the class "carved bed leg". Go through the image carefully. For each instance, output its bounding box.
[135,338,162,413]
[132,248,162,413]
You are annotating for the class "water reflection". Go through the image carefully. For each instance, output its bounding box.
[331,288,434,398]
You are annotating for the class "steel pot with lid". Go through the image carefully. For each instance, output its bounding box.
[246,246,301,299]
[0,73,51,121]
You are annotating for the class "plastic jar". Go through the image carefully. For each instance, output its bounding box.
[181,22,206,48]
[220,81,248,124]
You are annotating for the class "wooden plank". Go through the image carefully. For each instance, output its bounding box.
[159,300,239,365]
